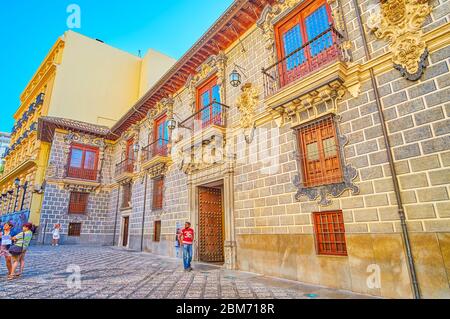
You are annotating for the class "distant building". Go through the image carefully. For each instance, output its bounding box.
[0,30,175,226]
[0,132,10,159]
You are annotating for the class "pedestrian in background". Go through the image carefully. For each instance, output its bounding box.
[52,223,61,246]
[0,221,13,277]
[180,222,194,272]
[9,222,33,280]
[175,228,182,258]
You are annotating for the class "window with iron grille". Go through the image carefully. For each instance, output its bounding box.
[313,211,347,256]
[68,222,82,237]
[68,192,89,214]
[121,183,132,209]
[152,178,164,210]
[296,115,343,187]
[154,220,161,242]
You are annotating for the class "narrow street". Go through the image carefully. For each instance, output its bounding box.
[0,245,374,299]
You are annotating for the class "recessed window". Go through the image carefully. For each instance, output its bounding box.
[313,211,347,256]
[152,178,164,210]
[296,115,343,187]
[67,144,99,180]
[68,222,82,237]
[68,192,89,214]
[122,183,132,209]
[154,220,161,242]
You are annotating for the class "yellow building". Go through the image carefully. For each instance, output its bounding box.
[0,30,175,226]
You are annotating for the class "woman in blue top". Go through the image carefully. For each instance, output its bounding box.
[9,222,33,280]
[0,221,13,277]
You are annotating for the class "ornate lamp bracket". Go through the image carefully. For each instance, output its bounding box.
[367,0,433,81]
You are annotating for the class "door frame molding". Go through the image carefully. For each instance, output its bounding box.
[187,166,237,269]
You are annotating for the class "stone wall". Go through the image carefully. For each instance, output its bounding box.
[39,130,115,245]
[105,0,450,298]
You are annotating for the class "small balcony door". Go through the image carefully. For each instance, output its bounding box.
[275,0,335,87]
[196,77,222,128]
[153,115,169,156]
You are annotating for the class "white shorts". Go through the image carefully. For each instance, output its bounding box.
[53,235,60,240]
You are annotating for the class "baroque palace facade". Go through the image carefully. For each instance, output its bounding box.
[3,0,450,299]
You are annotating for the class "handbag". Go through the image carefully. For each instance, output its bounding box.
[9,232,25,256]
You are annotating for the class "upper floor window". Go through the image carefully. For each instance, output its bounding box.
[296,116,343,188]
[154,114,169,156]
[67,144,99,181]
[121,182,132,209]
[274,0,338,87]
[196,76,223,128]
[69,192,89,214]
[152,178,164,210]
[126,138,135,160]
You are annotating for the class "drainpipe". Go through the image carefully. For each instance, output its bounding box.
[112,184,121,246]
[351,0,420,299]
[140,172,149,251]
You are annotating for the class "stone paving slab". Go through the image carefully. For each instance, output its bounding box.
[0,246,376,299]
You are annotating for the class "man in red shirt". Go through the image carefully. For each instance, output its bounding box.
[179,222,194,271]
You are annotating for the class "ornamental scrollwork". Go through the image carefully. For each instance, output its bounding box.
[367,0,433,81]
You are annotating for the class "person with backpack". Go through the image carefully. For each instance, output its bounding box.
[8,222,33,280]
[0,221,13,277]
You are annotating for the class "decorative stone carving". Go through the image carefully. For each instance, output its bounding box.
[63,183,99,194]
[367,0,432,81]
[63,131,105,148]
[236,83,259,129]
[147,162,168,179]
[292,116,359,206]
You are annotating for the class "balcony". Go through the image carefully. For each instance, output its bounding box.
[141,139,171,173]
[115,158,135,181]
[175,102,229,174]
[262,26,347,98]
[66,167,98,181]
[179,102,228,132]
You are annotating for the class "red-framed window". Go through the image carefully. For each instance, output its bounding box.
[152,178,164,210]
[154,220,161,242]
[126,138,134,160]
[153,114,169,156]
[68,222,82,237]
[313,211,347,256]
[196,76,223,128]
[274,0,337,87]
[296,116,343,188]
[68,192,89,214]
[67,144,99,181]
[121,183,132,209]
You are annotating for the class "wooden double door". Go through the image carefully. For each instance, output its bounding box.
[198,187,224,263]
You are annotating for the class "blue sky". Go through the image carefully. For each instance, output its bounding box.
[0,0,234,132]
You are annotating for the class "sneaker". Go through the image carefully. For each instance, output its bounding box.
[188,267,193,272]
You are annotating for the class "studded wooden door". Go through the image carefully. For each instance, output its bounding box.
[198,187,224,262]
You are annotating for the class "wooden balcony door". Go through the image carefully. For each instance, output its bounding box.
[198,187,224,263]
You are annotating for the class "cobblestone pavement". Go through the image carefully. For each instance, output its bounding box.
[0,246,374,299]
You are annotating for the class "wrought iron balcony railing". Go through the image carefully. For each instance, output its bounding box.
[179,101,229,132]
[66,166,98,181]
[262,26,346,97]
[142,138,169,162]
[115,158,135,176]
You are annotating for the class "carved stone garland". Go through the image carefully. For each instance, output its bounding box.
[235,83,259,143]
[367,0,433,81]
[292,115,359,206]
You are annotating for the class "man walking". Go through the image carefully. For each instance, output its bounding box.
[179,222,194,271]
